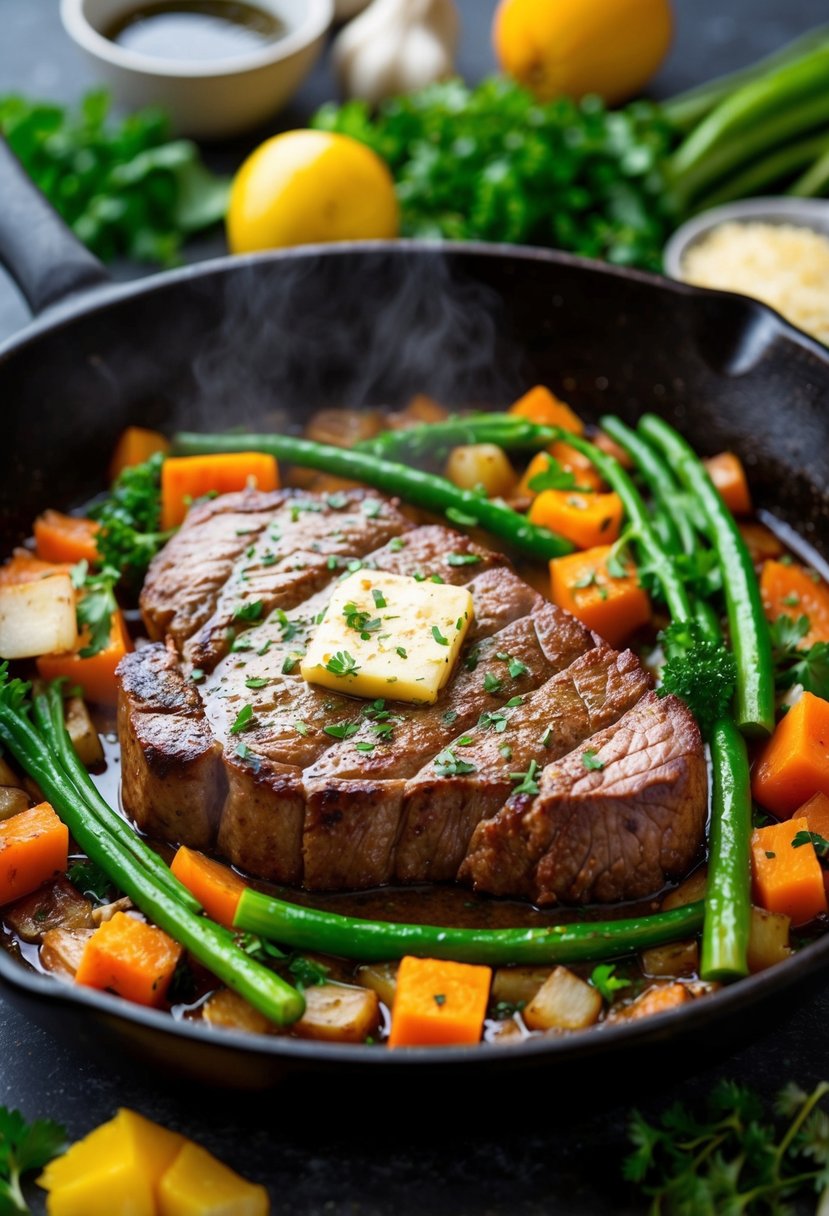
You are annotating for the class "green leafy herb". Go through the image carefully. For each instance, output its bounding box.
[792,829,829,859]
[355,741,375,753]
[233,600,263,622]
[589,963,629,1001]
[244,677,269,690]
[770,614,829,700]
[74,564,120,659]
[527,455,583,494]
[281,653,302,674]
[624,1079,829,1214]
[288,955,329,989]
[272,609,302,643]
[371,588,387,608]
[434,748,477,777]
[190,668,205,684]
[483,672,503,694]
[445,507,479,528]
[343,602,381,638]
[324,720,360,740]
[446,552,482,567]
[582,749,604,771]
[505,695,524,708]
[658,620,737,738]
[0,1106,65,1214]
[236,932,286,964]
[433,993,446,1006]
[361,499,382,519]
[507,657,529,679]
[442,709,459,725]
[294,721,309,736]
[87,451,169,589]
[510,759,540,795]
[325,651,360,677]
[432,625,449,646]
[478,709,508,733]
[67,859,113,904]
[540,725,553,747]
[491,999,526,1020]
[396,646,408,659]
[230,705,255,735]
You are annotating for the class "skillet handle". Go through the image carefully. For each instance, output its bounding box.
[0,138,110,316]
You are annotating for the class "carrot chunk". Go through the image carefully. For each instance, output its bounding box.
[800,791,829,840]
[704,452,752,515]
[75,911,182,1007]
[761,559,829,647]
[752,692,829,817]
[0,549,74,587]
[109,426,170,481]
[508,385,584,434]
[37,607,132,706]
[517,444,603,498]
[751,817,828,925]
[0,802,69,906]
[34,510,100,566]
[549,544,651,646]
[388,956,491,1047]
[161,454,279,530]
[530,489,622,550]
[170,846,247,929]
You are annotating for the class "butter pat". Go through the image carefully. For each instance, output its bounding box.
[301,570,473,704]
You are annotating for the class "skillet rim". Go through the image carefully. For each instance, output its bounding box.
[2,238,829,1070]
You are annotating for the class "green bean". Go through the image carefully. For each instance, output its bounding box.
[639,415,774,736]
[599,415,694,556]
[172,431,573,562]
[701,720,752,981]
[234,888,704,966]
[356,415,558,460]
[0,692,305,1025]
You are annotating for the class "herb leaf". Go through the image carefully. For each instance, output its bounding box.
[325,651,360,677]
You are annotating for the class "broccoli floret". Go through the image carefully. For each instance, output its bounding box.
[658,620,737,738]
[89,452,170,590]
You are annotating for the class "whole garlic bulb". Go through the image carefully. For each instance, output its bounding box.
[333,0,460,105]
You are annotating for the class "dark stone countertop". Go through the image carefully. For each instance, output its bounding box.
[1,2,827,1211]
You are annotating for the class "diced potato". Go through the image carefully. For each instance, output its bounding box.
[158,1141,269,1216]
[640,939,699,979]
[355,961,398,1008]
[662,866,707,911]
[202,988,277,1036]
[301,570,473,705]
[294,983,380,1043]
[611,982,691,1022]
[40,927,96,978]
[0,787,28,821]
[5,875,93,942]
[64,696,104,767]
[92,896,133,925]
[0,574,76,659]
[306,407,386,448]
[747,905,791,973]
[444,444,517,498]
[491,965,553,1007]
[523,966,602,1032]
[485,1017,527,1045]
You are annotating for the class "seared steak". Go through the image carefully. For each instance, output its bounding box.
[120,489,708,900]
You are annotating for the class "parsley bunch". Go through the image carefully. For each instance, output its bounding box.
[313,79,678,270]
[0,91,229,265]
[770,615,829,701]
[0,1107,65,1215]
[88,452,170,591]
[625,1079,829,1215]
[658,620,737,738]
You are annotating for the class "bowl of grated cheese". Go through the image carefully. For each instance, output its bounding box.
[663,197,829,346]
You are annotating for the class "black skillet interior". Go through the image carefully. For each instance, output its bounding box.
[2,227,829,1087]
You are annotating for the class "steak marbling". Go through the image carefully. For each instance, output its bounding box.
[119,489,707,900]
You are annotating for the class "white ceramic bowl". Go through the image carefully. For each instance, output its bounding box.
[663,196,829,279]
[61,0,334,140]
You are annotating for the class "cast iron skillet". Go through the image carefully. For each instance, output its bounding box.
[1,141,829,1089]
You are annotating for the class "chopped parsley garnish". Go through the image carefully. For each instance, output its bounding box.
[0,1105,65,1210]
[396,646,408,659]
[73,562,120,659]
[432,625,449,646]
[230,704,255,734]
[234,741,261,771]
[446,507,479,528]
[272,608,302,643]
[294,721,309,736]
[281,654,303,674]
[606,549,630,580]
[442,709,459,725]
[371,721,395,739]
[465,647,481,671]
[483,672,503,694]
[361,499,382,519]
[479,709,508,732]
[343,602,381,637]
[434,748,477,776]
[589,963,629,1001]
[527,454,585,494]
[792,829,829,859]
[325,650,360,677]
[372,588,387,608]
[326,492,348,510]
[499,743,513,760]
[433,993,446,1006]
[491,999,526,1020]
[67,859,113,904]
[233,599,264,622]
[389,537,406,551]
[582,749,604,771]
[446,551,481,567]
[574,571,597,589]
[540,725,553,747]
[355,741,375,753]
[510,759,540,795]
[324,720,360,740]
[508,657,529,679]
[289,956,329,988]
[770,614,829,700]
[245,677,269,690]
[505,695,524,708]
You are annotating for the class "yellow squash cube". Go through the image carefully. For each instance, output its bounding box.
[158,1142,269,1216]
[301,570,473,704]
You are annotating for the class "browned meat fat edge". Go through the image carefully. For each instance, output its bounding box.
[119,490,708,899]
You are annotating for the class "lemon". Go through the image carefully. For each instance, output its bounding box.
[226,129,400,253]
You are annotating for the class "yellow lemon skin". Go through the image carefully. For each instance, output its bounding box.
[227,129,400,254]
[493,0,673,107]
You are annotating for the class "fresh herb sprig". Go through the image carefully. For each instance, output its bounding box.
[658,620,737,738]
[0,1106,65,1215]
[71,562,119,659]
[88,452,170,590]
[770,614,829,700]
[625,1080,829,1214]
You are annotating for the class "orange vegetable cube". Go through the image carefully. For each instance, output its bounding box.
[739,523,783,565]
[801,791,829,841]
[530,489,622,550]
[388,956,491,1048]
[752,692,829,817]
[508,385,584,434]
[109,427,170,481]
[37,607,132,706]
[760,560,829,648]
[704,452,752,515]
[0,549,74,587]
[517,445,602,498]
[751,817,828,925]
[75,911,182,1007]
[549,545,650,646]
[0,802,69,906]
[34,509,100,566]
[161,454,279,530]
[170,846,247,928]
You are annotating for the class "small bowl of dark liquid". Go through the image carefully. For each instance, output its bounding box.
[61,0,333,138]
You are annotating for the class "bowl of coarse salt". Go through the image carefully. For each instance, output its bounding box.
[663,197,829,346]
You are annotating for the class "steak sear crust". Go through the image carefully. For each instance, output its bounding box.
[120,490,707,900]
